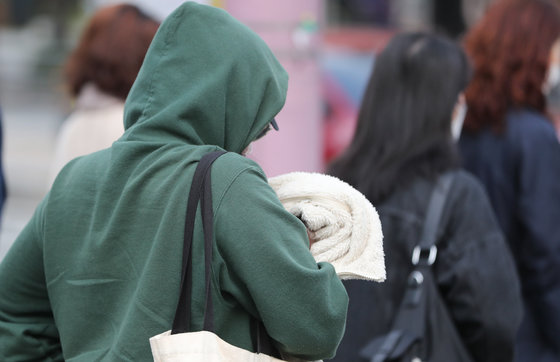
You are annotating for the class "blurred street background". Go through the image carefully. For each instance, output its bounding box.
[0,0,488,259]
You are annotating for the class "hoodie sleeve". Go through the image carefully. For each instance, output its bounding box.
[0,198,63,361]
[436,174,523,362]
[213,164,349,361]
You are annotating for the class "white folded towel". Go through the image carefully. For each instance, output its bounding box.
[269,172,385,282]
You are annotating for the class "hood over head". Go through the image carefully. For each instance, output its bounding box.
[122,2,288,153]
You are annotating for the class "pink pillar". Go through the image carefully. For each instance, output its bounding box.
[226,0,324,177]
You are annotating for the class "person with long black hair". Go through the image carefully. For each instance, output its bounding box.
[328,32,522,361]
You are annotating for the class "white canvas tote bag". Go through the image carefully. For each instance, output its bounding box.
[150,330,284,362]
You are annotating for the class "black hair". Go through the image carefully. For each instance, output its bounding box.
[328,32,471,204]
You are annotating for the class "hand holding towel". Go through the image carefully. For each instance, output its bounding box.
[269,172,385,282]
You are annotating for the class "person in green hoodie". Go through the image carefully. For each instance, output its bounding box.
[0,2,348,361]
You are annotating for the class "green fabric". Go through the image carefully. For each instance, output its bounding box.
[0,2,348,361]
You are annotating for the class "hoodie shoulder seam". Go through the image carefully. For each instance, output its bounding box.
[212,163,263,223]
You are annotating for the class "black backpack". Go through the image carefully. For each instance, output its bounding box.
[360,173,474,362]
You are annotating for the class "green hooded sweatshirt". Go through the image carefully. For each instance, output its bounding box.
[0,2,348,361]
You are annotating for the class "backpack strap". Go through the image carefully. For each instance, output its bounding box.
[412,172,454,266]
[362,173,455,362]
[395,172,455,352]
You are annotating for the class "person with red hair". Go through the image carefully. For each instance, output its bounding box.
[49,4,159,184]
[459,0,560,360]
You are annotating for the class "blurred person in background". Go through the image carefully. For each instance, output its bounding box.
[459,0,560,360]
[49,3,159,184]
[328,32,522,361]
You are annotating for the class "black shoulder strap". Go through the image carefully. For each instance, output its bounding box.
[363,173,455,362]
[418,172,454,250]
[172,150,225,334]
[170,150,278,357]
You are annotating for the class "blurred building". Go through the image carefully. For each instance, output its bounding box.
[0,0,487,259]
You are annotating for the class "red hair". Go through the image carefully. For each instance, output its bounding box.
[65,4,159,100]
[463,0,560,132]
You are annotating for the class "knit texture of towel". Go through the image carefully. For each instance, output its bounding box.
[269,172,385,282]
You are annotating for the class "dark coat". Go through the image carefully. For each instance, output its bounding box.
[460,109,560,361]
[330,170,522,362]
[0,109,6,221]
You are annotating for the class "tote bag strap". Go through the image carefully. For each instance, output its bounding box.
[171,150,277,357]
[172,150,226,334]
